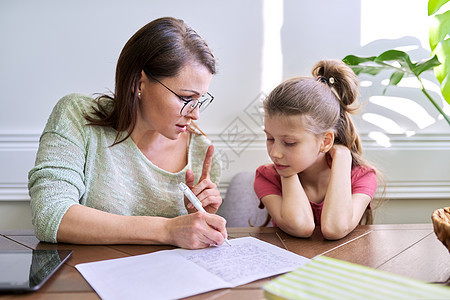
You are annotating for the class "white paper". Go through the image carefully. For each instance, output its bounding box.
[75,236,310,300]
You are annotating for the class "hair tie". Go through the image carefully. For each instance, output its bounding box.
[316,75,335,87]
[317,75,341,103]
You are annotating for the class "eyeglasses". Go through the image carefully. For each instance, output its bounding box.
[143,69,214,117]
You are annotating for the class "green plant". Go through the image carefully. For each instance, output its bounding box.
[429,0,450,105]
[342,0,450,126]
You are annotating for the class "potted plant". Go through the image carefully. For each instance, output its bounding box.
[343,0,450,125]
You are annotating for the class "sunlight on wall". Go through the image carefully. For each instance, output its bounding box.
[368,96,436,129]
[360,80,373,87]
[360,0,449,147]
[381,77,450,117]
[360,0,429,49]
[363,113,406,134]
[261,0,283,95]
[368,131,392,148]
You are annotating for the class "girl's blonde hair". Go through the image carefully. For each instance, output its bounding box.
[263,59,384,225]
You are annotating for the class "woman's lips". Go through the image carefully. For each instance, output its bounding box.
[176,124,187,132]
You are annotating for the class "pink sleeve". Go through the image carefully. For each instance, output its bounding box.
[351,166,378,199]
[254,165,282,208]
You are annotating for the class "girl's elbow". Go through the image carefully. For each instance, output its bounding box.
[321,224,350,240]
[297,226,315,238]
[279,219,315,238]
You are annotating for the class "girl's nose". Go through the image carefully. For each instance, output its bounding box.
[269,143,282,159]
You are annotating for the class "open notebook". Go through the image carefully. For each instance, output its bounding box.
[75,237,310,300]
[263,255,450,300]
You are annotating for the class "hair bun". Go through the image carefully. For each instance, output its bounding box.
[312,59,359,109]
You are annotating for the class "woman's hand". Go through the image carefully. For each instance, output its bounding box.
[166,211,228,249]
[185,145,222,214]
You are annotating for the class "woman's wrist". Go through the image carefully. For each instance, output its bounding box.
[151,216,171,245]
[130,216,171,245]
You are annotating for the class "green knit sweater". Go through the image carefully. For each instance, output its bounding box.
[28,94,222,243]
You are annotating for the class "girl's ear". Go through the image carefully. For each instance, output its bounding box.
[321,131,334,153]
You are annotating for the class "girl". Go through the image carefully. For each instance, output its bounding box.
[254,59,380,240]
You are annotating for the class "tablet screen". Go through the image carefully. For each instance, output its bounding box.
[0,249,72,293]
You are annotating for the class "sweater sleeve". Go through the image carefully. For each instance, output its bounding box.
[210,149,222,187]
[28,94,90,243]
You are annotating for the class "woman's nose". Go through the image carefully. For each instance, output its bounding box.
[185,106,200,120]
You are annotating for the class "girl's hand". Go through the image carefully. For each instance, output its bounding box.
[327,144,352,162]
[166,212,228,249]
[185,145,222,214]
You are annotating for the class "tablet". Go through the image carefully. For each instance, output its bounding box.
[0,249,72,293]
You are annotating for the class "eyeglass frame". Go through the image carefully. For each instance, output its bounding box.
[142,68,214,117]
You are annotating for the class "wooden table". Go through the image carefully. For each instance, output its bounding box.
[0,224,449,299]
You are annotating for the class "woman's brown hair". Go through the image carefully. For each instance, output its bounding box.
[85,17,216,145]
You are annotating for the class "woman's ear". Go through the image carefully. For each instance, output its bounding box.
[138,71,147,94]
[133,71,146,96]
[320,131,334,153]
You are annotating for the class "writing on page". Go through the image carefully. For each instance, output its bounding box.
[177,237,310,286]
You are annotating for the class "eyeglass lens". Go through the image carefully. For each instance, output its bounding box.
[181,95,212,116]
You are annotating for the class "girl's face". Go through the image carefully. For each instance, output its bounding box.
[264,114,324,177]
[137,61,213,140]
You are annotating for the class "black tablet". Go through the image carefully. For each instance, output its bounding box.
[0,249,72,293]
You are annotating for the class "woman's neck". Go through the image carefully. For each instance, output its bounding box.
[131,130,190,173]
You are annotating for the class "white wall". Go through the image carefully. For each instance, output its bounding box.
[1,0,449,229]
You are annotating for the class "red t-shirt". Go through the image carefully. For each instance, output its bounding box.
[254,164,378,226]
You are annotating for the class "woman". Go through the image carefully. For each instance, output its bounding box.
[28,17,227,249]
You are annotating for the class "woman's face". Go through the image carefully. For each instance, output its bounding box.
[264,114,324,177]
[137,61,213,140]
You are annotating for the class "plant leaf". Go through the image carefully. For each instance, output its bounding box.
[343,51,414,75]
[433,39,450,103]
[375,50,415,71]
[349,65,386,76]
[389,71,405,86]
[428,0,449,15]
[382,71,405,95]
[411,55,441,76]
[429,10,450,51]
[433,39,449,83]
[441,74,450,105]
[342,55,376,65]
[343,55,391,75]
